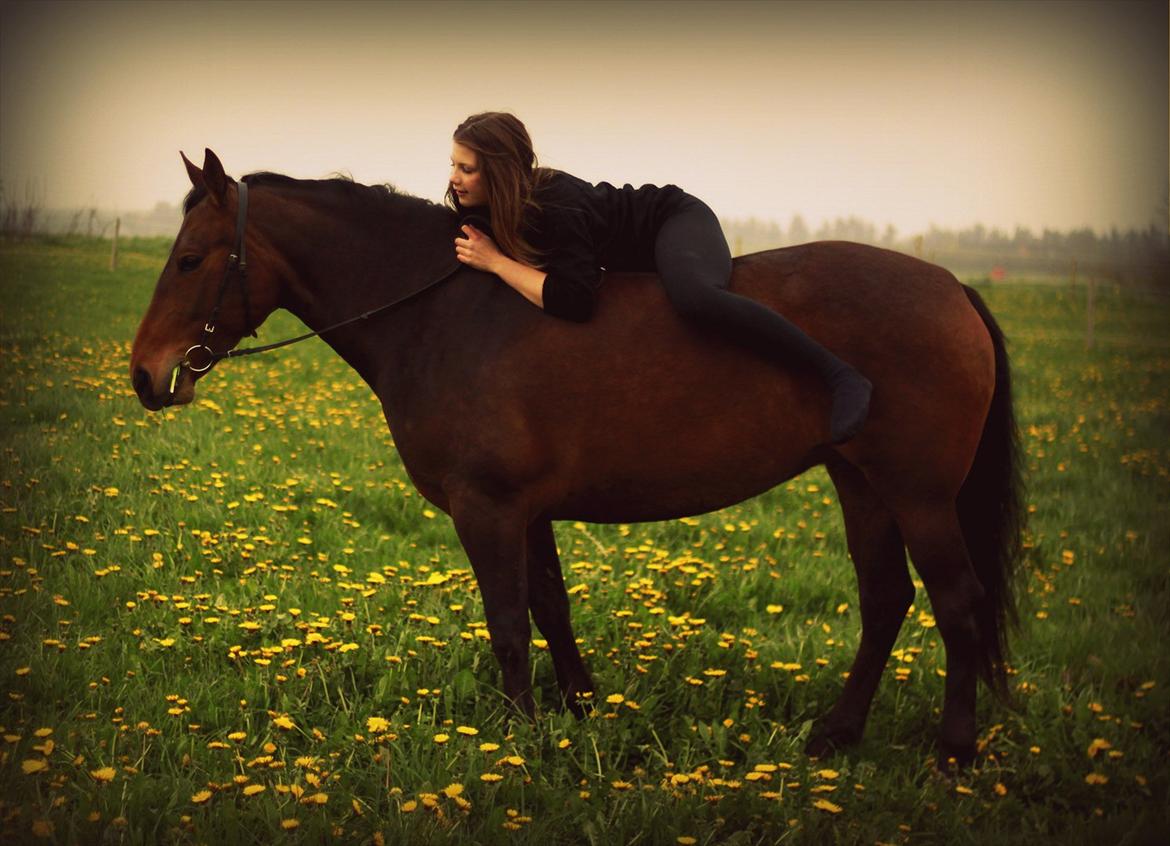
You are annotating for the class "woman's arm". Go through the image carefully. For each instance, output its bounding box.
[455,224,547,308]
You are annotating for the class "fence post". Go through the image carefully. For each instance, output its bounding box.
[1085,276,1096,350]
[109,217,120,271]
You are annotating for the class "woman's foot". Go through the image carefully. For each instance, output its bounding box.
[829,369,872,444]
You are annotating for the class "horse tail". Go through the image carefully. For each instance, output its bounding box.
[957,284,1024,698]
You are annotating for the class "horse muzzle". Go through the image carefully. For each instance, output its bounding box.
[131,360,196,410]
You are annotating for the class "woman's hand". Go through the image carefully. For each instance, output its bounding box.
[454,224,503,273]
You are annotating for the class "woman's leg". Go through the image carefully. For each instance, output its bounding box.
[654,198,872,444]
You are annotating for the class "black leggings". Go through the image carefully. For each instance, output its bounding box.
[654,197,852,382]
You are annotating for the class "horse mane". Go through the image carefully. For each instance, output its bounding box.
[182,170,455,223]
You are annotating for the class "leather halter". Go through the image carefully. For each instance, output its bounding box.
[180,179,461,375]
[182,180,254,372]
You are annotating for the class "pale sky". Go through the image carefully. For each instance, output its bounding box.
[1,0,1166,235]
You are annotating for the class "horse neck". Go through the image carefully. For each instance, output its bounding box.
[258,185,459,390]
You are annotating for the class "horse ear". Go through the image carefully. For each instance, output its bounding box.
[181,151,203,189]
[200,148,232,207]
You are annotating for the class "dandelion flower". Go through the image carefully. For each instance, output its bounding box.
[433,733,449,744]
[21,759,48,774]
[272,715,296,730]
[90,766,116,782]
[243,784,266,797]
[813,798,843,814]
[479,773,504,783]
[441,783,464,798]
[456,725,478,736]
[366,716,390,734]
[191,790,212,804]
[280,819,299,830]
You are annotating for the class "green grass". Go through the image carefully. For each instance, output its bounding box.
[0,235,1167,845]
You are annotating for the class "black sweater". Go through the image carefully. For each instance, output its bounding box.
[461,170,691,322]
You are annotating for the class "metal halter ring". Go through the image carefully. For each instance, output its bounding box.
[183,344,216,373]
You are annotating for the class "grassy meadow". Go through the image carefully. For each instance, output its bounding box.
[0,235,1167,845]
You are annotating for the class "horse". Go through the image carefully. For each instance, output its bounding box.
[130,149,1023,767]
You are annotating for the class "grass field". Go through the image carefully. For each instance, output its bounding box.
[1,235,1167,845]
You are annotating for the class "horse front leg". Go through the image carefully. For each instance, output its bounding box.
[449,490,535,717]
[526,520,595,715]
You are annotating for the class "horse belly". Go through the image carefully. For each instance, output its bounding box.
[541,358,824,523]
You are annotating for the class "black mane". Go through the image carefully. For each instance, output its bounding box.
[182,171,452,221]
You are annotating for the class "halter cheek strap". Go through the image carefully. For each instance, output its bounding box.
[183,180,255,372]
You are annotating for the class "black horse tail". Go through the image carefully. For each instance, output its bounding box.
[957,284,1024,698]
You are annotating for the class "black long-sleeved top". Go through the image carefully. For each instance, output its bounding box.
[460,170,691,322]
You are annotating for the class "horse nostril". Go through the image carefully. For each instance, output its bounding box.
[133,366,154,400]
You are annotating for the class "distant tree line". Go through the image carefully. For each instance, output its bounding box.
[723,211,1170,288]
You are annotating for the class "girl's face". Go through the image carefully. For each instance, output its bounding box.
[450,142,487,207]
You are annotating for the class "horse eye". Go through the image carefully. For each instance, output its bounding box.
[179,255,203,272]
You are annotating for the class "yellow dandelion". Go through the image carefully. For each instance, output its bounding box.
[441,783,464,798]
[401,799,418,812]
[242,784,266,797]
[21,759,48,774]
[227,731,246,742]
[191,789,212,804]
[558,738,572,749]
[502,755,525,767]
[31,820,54,838]
[678,838,698,845]
[433,733,450,744]
[90,766,117,782]
[479,773,504,783]
[455,725,478,736]
[813,798,843,814]
[366,716,390,733]
[1084,773,1108,786]
[479,742,500,752]
[280,819,300,830]
[606,693,625,705]
[1087,738,1112,758]
[611,780,633,791]
[272,715,296,730]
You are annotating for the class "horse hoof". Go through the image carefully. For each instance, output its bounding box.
[935,741,977,771]
[804,726,860,758]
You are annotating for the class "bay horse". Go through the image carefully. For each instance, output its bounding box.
[130,149,1022,766]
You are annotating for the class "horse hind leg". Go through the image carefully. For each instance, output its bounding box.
[526,520,596,715]
[806,456,914,757]
[893,500,987,768]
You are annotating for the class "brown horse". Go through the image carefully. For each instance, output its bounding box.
[131,149,1022,766]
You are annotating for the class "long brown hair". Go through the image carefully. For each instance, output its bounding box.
[447,112,550,267]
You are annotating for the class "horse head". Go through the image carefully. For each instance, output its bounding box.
[129,149,281,410]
